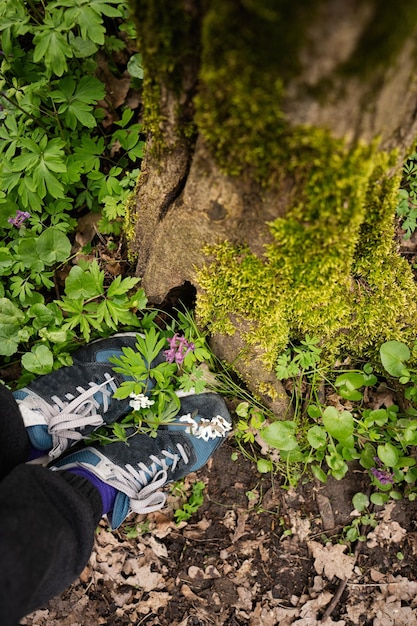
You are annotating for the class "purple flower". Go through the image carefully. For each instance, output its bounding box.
[164,333,195,365]
[8,210,31,228]
[370,467,394,485]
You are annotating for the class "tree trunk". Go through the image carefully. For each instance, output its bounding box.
[128,0,417,413]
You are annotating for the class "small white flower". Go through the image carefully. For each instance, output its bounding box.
[129,392,155,411]
[178,413,231,440]
[179,413,199,435]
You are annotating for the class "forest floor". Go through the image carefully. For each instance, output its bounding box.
[21,430,417,626]
[19,232,417,626]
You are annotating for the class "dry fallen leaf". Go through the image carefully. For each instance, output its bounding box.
[122,559,165,591]
[307,541,355,581]
[136,591,172,615]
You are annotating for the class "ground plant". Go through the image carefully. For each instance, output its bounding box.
[397,151,417,239]
[235,338,417,519]
[0,0,143,382]
[89,309,216,443]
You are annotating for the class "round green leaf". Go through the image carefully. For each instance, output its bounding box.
[257,458,273,474]
[377,442,400,467]
[322,406,354,443]
[30,303,55,330]
[0,326,20,356]
[338,388,363,401]
[36,228,71,265]
[335,372,365,390]
[235,402,250,417]
[370,492,389,506]
[21,345,54,375]
[307,425,327,449]
[16,238,44,273]
[352,492,369,512]
[390,490,402,500]
[307,404,321,418]
[0,298,25,325]
[380,340,410,377]
[260,420,298,450]
[127,53,144,79]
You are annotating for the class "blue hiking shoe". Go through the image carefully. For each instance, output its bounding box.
[14,334,164,459]
[51,393,232,528]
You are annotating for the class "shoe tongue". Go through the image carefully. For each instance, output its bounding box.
[108,491,130,529]
[26,425,53,451]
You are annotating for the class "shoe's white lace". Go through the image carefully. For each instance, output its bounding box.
[20,373,118,458]
[99,444,190,515]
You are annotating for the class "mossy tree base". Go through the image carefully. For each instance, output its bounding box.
[129,0,417,413]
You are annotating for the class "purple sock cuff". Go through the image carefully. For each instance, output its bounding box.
[27,446,47,461]
[67,466,117,515]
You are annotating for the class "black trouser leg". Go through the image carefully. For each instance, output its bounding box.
[0,464,102,626]
[0,384,30,479]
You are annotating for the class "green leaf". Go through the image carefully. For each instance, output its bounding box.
[260,420,298,451]
[377,442,400,468]
[16,238,44,273]
[29,303,55,330]
[307,425,327,449]
[307,404,321,418]
[33,29,71,76]
[127,53,144,79]
[370,492,389,506]
[326,452,348,479]
[380,340,410,377]
[69,33,98,58]
[22,345,54,375]
[335,372,366,401]
[0,326,20,356]
[0,247,15,274]
[64,264,104,299]
[352,492,369,513]
[113,380,138,400]
[0,297,24,325]
[311,465,327,483]
[107,275,140,297]
[235,402,250,418]
[360,443,377,469]
[52,76,104,129]
[322,406,354,443]
[257,458,273,474]
[112,422,128,443]
[129,287,148,311]
[36,228,71,265]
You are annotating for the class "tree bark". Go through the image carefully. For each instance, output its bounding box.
[129,0,417,413]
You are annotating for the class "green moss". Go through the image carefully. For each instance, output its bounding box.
[195,0,320,178]
[195,0,417,179]
[127,0,417,370]
[128,0,200,146]
[196,127,417,368]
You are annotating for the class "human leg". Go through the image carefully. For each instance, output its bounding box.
[52,392,232,528]
[0,464,102,626]
[0,384,30,480]
[0,388,231,624]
